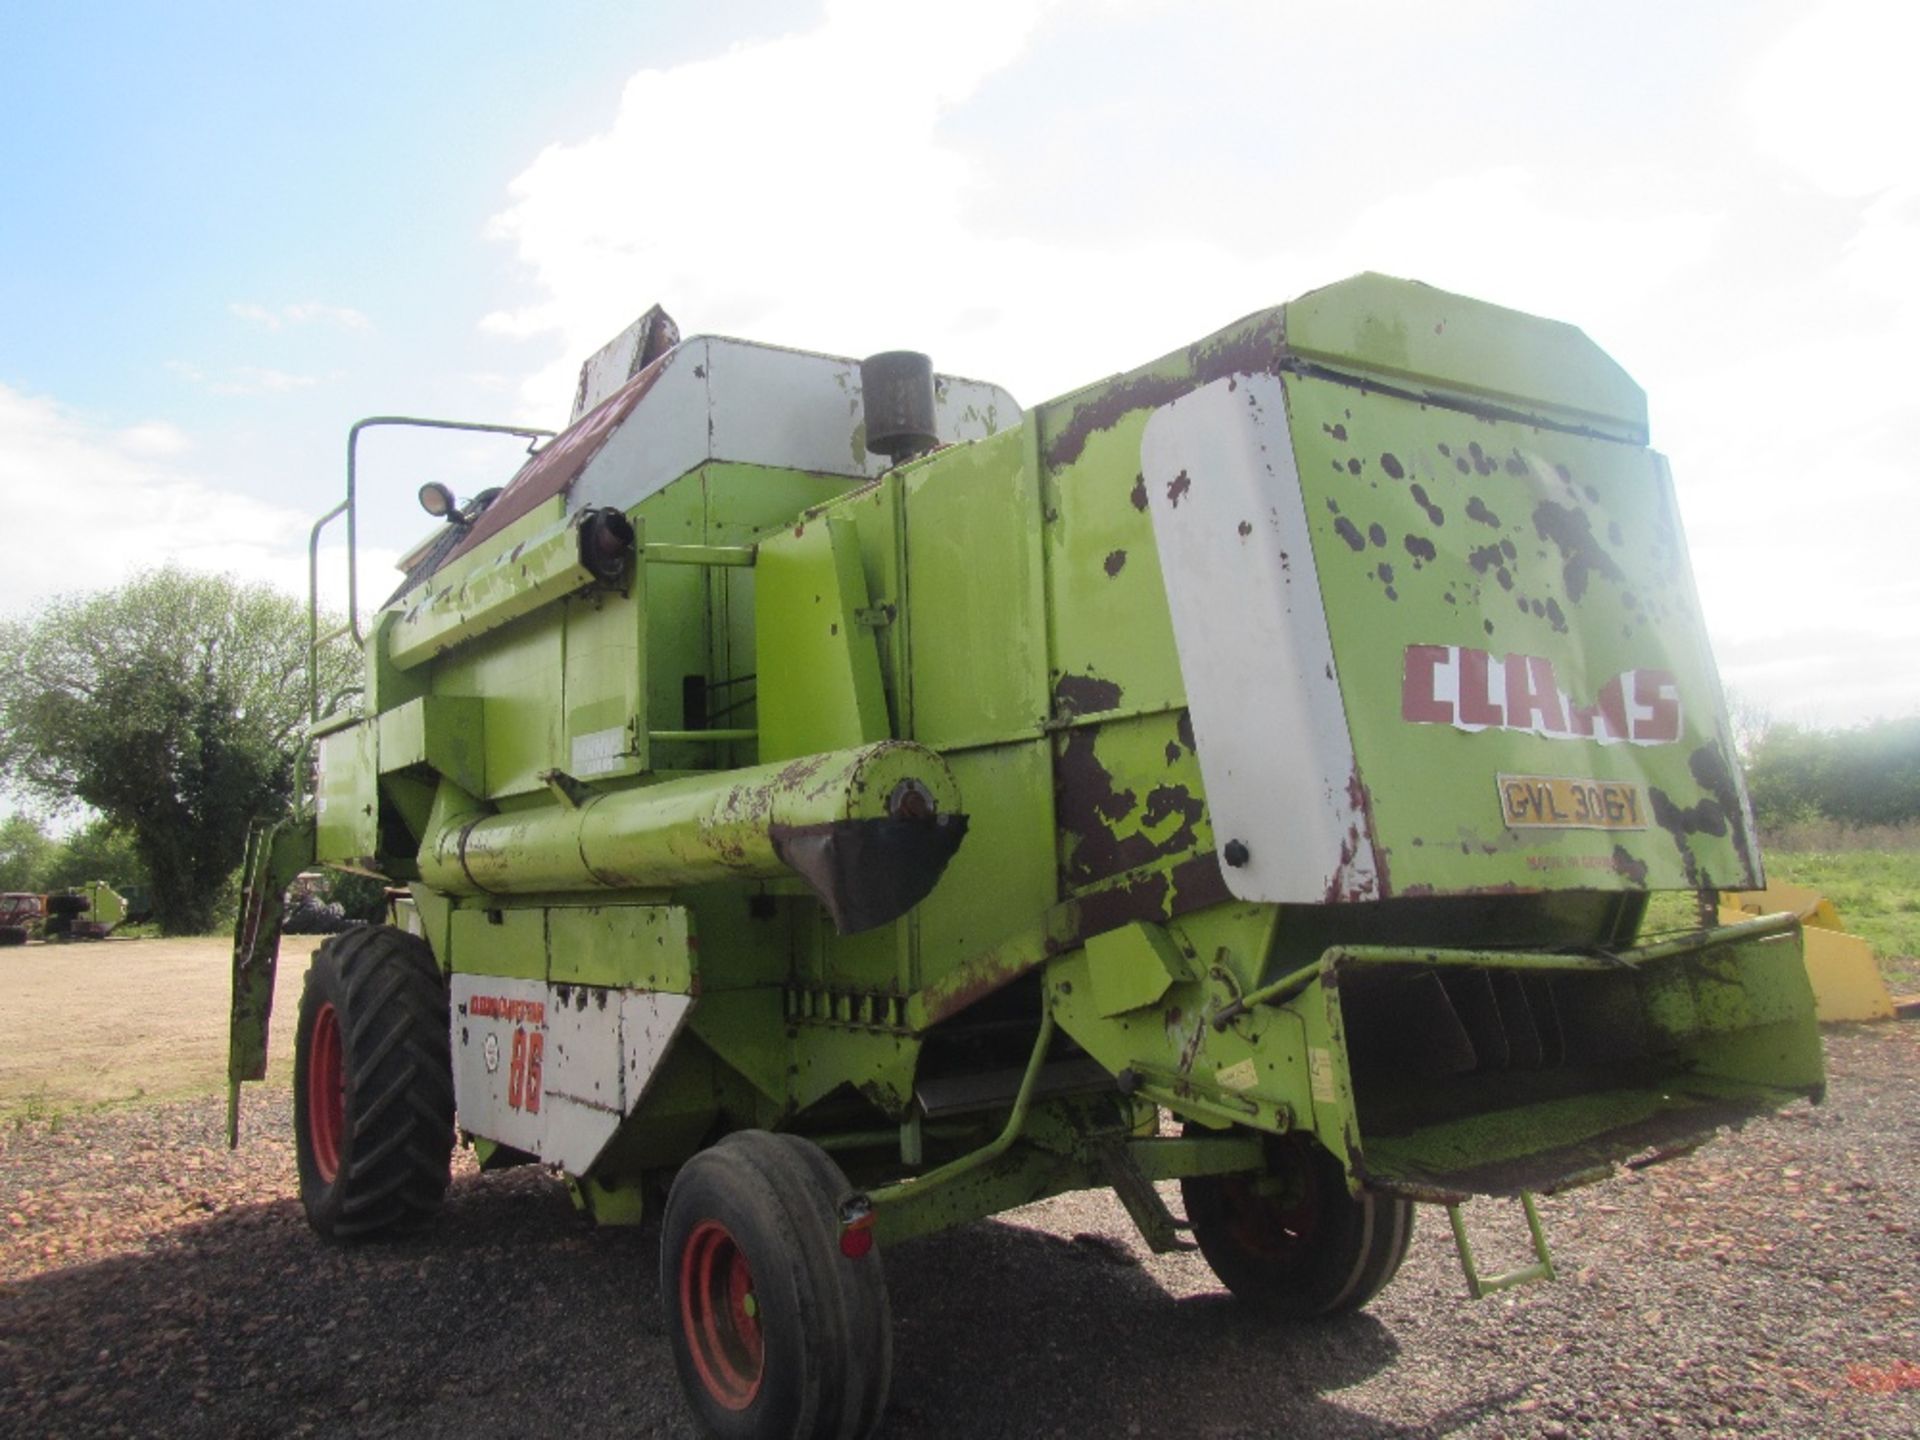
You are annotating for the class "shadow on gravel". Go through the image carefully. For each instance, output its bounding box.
[1,1166,1514,1440]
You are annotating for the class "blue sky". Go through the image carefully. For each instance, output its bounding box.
[1,0,1915,730]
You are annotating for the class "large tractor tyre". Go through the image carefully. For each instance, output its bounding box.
[293,924,454,1240]
[661,1131,892,1440]
[0,926,26,947]
[1181,1130,1414,1320]
[45,894,89,918]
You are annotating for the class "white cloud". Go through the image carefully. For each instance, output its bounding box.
[116,420,191,457]
[1746,0,1920,197]
[482,0,1068,416]
[229,300,373,332]
[475,0,1917,727]
[167,359,326,396]
[0,382,387,620]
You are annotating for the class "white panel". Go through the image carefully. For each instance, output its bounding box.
[933,375,1020,446]
[450,974,551,1156]
[621,991,694,1112]
[567,339,714,517]
[706,341,873,477]
[1138,373,1380,904]
[567,336,1021,519]
[451,974,695,1175]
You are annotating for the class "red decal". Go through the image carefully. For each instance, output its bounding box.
[1457,648,1504,728]
[1401,645,1682,746]
[1631,669,1681,743]
[524,1032,544,1114]
[1567,674,1630,741]
[1401,644,1452,724]
[507,1028,527,1110]
[1504,653,1567,734]
[469,995,547,1026]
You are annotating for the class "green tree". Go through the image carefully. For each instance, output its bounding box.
[41,816,148,893]
[0,568,357,934]
[0,813,54,891]
[1746,715,1920,829]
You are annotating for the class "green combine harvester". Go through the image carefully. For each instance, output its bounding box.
[231,275,1822,1439]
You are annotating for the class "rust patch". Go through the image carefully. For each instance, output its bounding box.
[1334,517,1366,552]
[1533,500,1623,602]
[1176,710,1196,752]
[1166,470,1192,507]
[1380,452,1405,480]
[1324,422,1348,441]
[1165,740,1182,766]
[1236,520,1252,538]
[1142,785,1205,853]
[1367,522,1387,548]
[1405,535,1437,563]
[1043,312,1287,470]
[1103,549,1128,577]
[1074,869,1171,940]
[1053,673,1123,718]
[1689,743,1755,875]
[1409,483,1444,526]
[1055,728,1141,887]
[1055,730,1209,889]
[1467,543,1504,574]
[1070,852,1230,944]
[1611,844,1649,885]
[1129,474,1149,511]
[444,353,671,570]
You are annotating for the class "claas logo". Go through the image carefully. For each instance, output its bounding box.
[1400,644,1681,745]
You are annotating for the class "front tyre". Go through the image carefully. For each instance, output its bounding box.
[293,924,454,1239]
[1182,1131,1413,1319]
[661,1131,891,1439]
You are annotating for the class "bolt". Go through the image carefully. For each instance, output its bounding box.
[1223,839,1250,867]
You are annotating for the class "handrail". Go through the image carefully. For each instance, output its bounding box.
[308,415,556,722]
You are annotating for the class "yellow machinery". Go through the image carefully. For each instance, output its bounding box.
[1720,884,1897,1022]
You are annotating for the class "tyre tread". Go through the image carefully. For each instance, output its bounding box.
[294,925,452,1240]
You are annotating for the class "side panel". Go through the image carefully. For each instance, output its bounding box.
[904,428,1049,746]
[314,724,378,869]
[755,516,890,762]
[1139,374,1373,904]
[563,588,649,779]
[1142,369,1760,899]
[450,972,694,1175]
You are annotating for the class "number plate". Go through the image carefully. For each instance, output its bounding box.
[1498,774,1649,831]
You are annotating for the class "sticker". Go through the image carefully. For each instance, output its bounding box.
[483,1033,500,1073]
[1214,1057,1259,1093]
[570,726,628,777]
[1309,1047,1337,1105]
[1402,645,1681,746]
[1498,773,1648,831]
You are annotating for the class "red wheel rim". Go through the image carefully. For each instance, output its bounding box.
[307,1002,345,1183]
[680,1220,765,1410]
[1222,1145,1322,1265]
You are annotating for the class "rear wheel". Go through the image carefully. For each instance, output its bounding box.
[293,925,453,1238]
[1182,1130,1413,1319]
[661,1131,891,1439]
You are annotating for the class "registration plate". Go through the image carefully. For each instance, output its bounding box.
[1498,774,1649,831]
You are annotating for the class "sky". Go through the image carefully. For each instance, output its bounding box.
[0,0,1915,732]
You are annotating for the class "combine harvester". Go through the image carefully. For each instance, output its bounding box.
[231,276,1823,1438]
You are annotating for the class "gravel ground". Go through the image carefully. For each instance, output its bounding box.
[1,1026,1915,1439]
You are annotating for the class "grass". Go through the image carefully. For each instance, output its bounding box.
[1763,849,1920,995]
[1627,834,1917,996]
